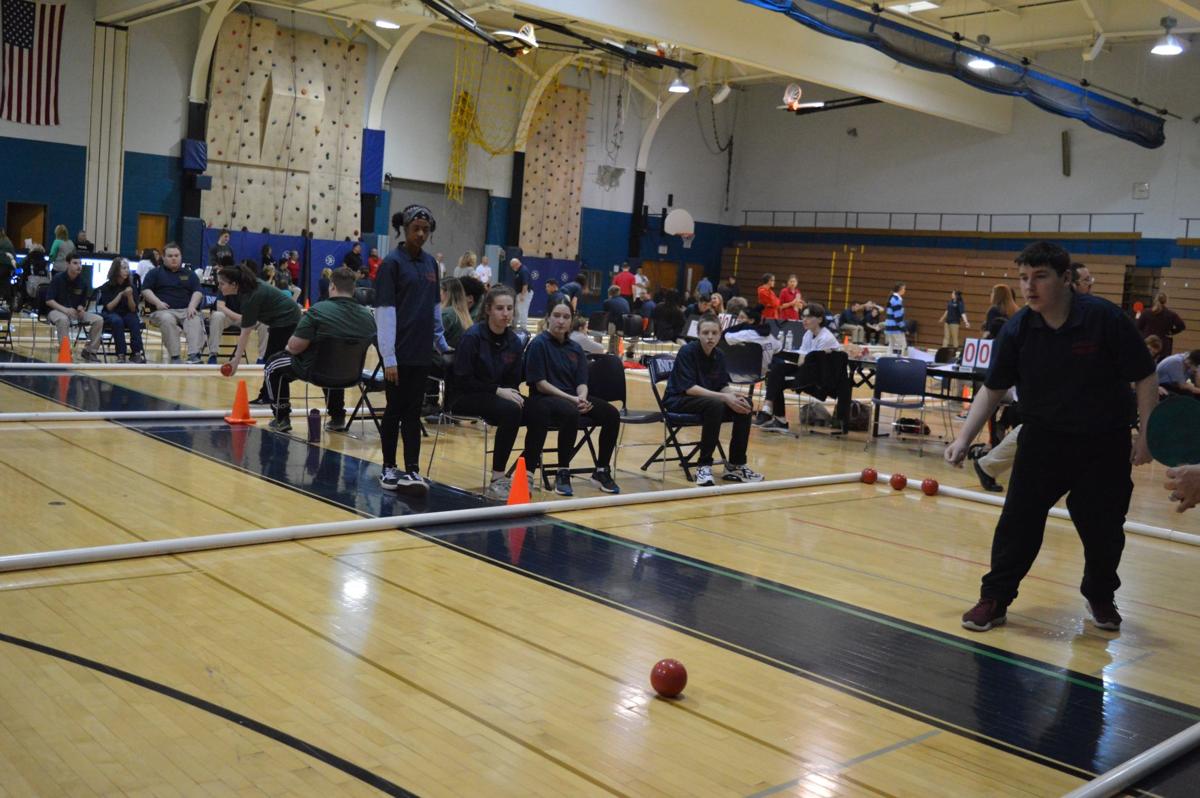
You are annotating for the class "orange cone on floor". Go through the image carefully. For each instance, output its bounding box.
[617,336,625,357]
[56,336,72,364]
[224,379,258,425]
[961,385,972,401]
[842,334,850,346]
[507,456,531,505]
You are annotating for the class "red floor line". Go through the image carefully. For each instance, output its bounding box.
[790,516,1200,621]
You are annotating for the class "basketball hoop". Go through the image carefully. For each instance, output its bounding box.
[681,233,695,249]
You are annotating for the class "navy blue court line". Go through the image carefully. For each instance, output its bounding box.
[0,631,417,797]
[2,357,1199,794]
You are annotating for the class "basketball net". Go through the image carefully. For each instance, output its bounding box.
[681,233,695,249]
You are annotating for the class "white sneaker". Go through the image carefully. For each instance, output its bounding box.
[694,465,715,487]
[723,464,764,483]
[485,476,512,500]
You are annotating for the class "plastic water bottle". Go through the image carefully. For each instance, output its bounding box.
[783,330,793,351]
[307,408,321,443]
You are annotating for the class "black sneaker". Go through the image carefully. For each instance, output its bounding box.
[248,395,271,406]
[751,411,773,427]
[554,469,573,496]
[759,417,790,434]
[79,349,99,362]
[974,458,1003,492]
[130,352,146,363]
[590,468,620,494]
[393,470,431,496]
[325,415,351,433]
[268,416,292,433]
[1087,600,1122,631]
[379,466,402,491]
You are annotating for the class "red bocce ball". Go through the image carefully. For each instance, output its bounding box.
[650,658,688,698]
[921,478,939,496]
[861,468,878,484]
[889,473,908,491]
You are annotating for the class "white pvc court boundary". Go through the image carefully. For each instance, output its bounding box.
[0,407,328,422]
[0,362,265,371]
[873,471,1198,547]
[1060,721,1200,798]
[0,473,861,572]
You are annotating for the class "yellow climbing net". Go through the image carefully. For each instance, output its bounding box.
[446,32,544,202]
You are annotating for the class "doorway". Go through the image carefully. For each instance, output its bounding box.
[137,213,168,254]
[6,202,46,249]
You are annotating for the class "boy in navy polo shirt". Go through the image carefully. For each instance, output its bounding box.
[46,254,103,360]
[664,315,763,486]
[374,206,451,494]
[947,242,1158,632]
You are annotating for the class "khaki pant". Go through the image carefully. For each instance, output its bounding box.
[942,323,960,348]
[885,332,907,354]
[48,309,102,352]
[979,424,1020,480]
[840,324,865,344]
[209,310,268,362]
[150,308,205,358]
[514,291,532,331]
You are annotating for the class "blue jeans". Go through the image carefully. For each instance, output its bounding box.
[103,311,143,356]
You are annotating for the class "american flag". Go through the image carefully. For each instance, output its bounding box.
[0,0,64,126]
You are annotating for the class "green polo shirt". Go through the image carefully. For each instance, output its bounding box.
[240,280,302,329]
[291,295,376,380]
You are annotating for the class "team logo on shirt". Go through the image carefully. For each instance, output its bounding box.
[502,352,517,365]
[1071,340,1099,356]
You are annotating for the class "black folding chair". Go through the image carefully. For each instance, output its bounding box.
[425,352,497,487]
[640,354,726,481]
[582,353,662,473]
[328,338,383,437]
[717,340,764,398]
[866,356,929,457]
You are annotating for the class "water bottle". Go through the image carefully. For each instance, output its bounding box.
[783,330,793,351]
[307,408,321,443]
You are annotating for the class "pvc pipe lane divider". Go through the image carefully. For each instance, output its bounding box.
[875,472,1199,547]
[0,473,862,573]
[0,363,266,371]
[1059,720,1200,798]
[0,408,329,422]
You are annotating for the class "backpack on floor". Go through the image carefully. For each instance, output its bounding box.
[846,400,871,432]
[895,417,932,435]
[798,402,833,427]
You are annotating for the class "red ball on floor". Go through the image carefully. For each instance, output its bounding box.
[861,468,878,484]
[889,473,907,491]
[921,478,939,496]
[650,658,688,698]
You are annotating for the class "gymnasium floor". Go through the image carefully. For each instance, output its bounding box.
[2,327,1199,797]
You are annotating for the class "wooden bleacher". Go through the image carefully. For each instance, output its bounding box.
[720,242,1128,346]
[1163,259,1200,352]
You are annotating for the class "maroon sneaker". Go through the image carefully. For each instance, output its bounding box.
[1087,600,1122,631]
[962,598,1007,631]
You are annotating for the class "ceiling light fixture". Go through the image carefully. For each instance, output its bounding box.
[887,1,939,13]
[668,72,690,94]
[711,83,732,105]
[495,22,538,53]
[1151,17,1183,56]
[967,33,996,71]
[375,19,401,30]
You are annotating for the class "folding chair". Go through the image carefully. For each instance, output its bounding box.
[303,336,380,436]
[640,354,726,481]
[717,340,764,397]
[581,353,661,473]
[865,356,929,457]
[343,339,387,436]
[424,352,497,486]
[788,350,851,437]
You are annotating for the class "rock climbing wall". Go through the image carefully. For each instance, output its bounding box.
[200,13,365,240]
[519,84,588,259]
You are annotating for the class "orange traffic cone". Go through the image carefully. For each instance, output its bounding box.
[842,334,850,346]
[507,456,531,505]
[224,379,258,425]
[56,336,72,363]
[617,336,625,358]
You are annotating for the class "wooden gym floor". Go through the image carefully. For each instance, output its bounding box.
[1,333,1198,797]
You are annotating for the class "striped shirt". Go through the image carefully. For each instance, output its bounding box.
[885,292,905,332]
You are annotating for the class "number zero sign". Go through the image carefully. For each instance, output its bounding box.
[975,339,994,370]
[962,339,979,369]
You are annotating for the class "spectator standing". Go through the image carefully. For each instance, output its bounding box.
[778,275,803,321]
[209,230,234,267]
[612,262,636,301]
[453,251,477,280]
[984,284,1019,340]
[884,282,907,352]
[940,289,970,348]
[473,254,492,287]
[757,273,781,320]
[1137,292,1186,358]
[48,224,74,273]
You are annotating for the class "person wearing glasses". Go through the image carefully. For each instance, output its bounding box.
[753,302,841,434]
[1071,263,1094,295]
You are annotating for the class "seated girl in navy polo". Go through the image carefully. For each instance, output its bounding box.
[523,298,621,496]
[450,285,548,499]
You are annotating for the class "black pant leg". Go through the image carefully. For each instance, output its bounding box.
[323,389,345,416]
[728,405,752,465]
[670,396,725,466]
[519,397,551,471]
[1065,430,1133,603]
[980,426,1072,604]
[766,359,800,412]
[452,391,523,473]
[263,351,295,405]
[381,364,429,471]
[525,394,579,470]
[584,398,621,469]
